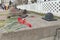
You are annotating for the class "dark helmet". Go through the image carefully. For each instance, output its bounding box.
[45,12,54,21]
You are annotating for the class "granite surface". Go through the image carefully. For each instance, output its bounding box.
[0,14,60,40]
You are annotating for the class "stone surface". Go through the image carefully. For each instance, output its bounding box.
[0,14,60,40]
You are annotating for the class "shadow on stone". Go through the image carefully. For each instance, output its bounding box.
[42,18,57,21]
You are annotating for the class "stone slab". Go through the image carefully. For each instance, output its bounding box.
[0,14,60,40]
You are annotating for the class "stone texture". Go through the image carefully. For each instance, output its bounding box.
[0,14,60,40]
